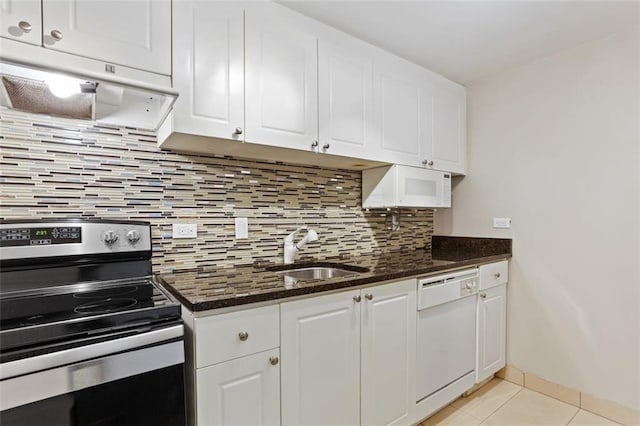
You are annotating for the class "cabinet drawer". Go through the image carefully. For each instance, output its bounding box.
[195,304,279,368]
[479,261,508,290]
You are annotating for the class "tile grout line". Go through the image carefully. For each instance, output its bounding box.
[456,380,525,424]
[525,387,582,410]
[566,408,580,425]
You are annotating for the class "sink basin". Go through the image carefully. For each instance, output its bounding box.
[267,263,369,281]
[276,267,356,280]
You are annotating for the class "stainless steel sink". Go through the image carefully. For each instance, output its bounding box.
[267,263,369,281]
[275,267,357,280]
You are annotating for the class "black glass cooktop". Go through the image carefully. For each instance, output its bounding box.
[0,278,181,362]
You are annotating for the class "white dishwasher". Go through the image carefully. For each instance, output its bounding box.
[416,268,478,417]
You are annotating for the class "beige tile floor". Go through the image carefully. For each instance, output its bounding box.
[418,378,621,426]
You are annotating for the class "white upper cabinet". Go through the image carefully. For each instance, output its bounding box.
[245,4,318,152]
[0,0,41,46]
[41,0,171,75]
[423,80,467,175]
[318,39,380,160]
[374,55,467,175]
[160,1,465,173]
[172,1,244,140]
[374,59,425,168]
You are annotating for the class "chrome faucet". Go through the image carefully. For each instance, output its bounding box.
[283,226,319,264]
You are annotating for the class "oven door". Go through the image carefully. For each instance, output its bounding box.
[0,329,185,426]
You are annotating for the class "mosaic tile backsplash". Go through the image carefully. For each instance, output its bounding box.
[0,109,434,272]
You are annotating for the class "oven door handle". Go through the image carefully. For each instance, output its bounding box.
[0,339,184,412]
[0,324,183,381]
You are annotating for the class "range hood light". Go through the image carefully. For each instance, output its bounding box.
[46,75,82,98]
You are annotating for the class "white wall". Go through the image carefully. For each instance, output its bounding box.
[436,29,640,410]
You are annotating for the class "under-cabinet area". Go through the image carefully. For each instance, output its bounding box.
[176,260,509,426]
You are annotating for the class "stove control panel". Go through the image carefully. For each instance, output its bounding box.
[0,226,82,247]
[0,221,151,260]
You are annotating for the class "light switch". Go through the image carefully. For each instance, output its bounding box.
[235,217,248,239]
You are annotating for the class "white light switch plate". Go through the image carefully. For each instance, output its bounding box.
[493,218,511,229]
[172,223,197,238]
[235,217,248,239]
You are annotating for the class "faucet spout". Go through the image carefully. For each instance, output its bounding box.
[284,226,319,264]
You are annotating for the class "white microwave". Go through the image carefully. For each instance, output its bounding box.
[362,165,451,208]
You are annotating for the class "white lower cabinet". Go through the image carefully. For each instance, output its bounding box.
[476,261,508,383]
[281,289,361,426]
[361,280,417,426]
[281,279,416,426]
[196,348,281,426]
[476,284,507,383]
[189,305,280,426]
[185,263,509,426]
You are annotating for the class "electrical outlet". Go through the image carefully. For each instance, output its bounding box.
[493,218,511,229]
[172,223,197,239]
[235,217,248,239]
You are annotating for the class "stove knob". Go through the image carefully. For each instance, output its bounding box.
[103,231,119,245]
[126,230,141,244]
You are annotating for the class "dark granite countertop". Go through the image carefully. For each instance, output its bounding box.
[156,236,512,312]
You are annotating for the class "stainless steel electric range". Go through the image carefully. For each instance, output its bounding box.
[0,219,186,425]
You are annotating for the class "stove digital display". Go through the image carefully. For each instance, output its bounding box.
[0,227,82,247]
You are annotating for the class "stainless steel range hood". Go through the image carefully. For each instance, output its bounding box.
[0,61,177,130]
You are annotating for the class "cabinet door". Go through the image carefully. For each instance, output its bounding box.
[196,349,281,426]
[281,290,361,426]
[318,40,379,159]
[423,82,467,174]
[361,279,416,426]
[245,6,318,151]
[374,57,434,169]
[0,0,41,46]
[172,1,244,141]
[476,284,507,383]
[41,0,171,75]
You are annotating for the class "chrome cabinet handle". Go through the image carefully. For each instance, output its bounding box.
[311,140,318,148]
[18,21,32,33]
[322,143,330,150]
[364,294,373,301]
[238,331,249,341]
[50,29,63,41]
[353,295,361,303]
[494,272,501,278]
[480,292,487,299]
[269,356,279,366]
[234,127,243,135]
